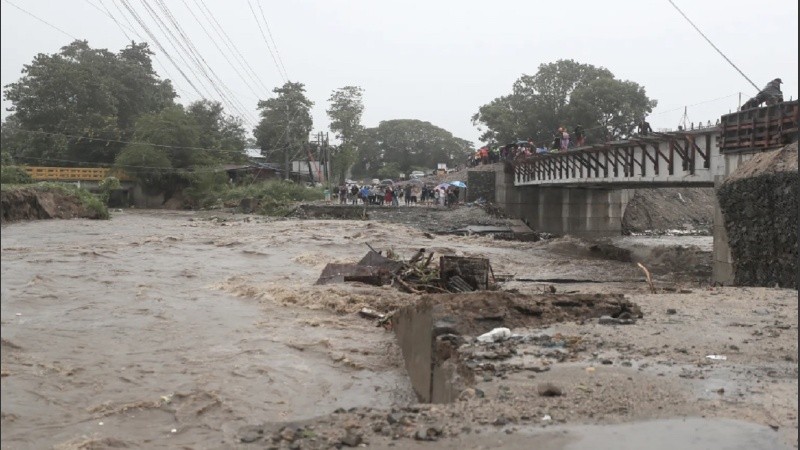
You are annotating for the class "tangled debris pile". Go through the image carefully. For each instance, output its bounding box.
[316,246,498,295]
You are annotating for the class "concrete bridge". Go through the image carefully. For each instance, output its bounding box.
[489,100,799,284]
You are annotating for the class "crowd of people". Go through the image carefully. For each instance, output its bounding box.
[334,182,462,207]
[468,124,591,166]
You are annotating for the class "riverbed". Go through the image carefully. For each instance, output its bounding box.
[1,209,796,449]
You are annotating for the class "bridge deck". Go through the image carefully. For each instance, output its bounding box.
[513,128,718,187]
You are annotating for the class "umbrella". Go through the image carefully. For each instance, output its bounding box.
[407,178,424,184]
[380,179,394,185]
[449,181,467,188]
[436,183,450,190]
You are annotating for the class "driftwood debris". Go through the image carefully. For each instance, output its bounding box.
[316,245,496,295]
[636,262,656,293]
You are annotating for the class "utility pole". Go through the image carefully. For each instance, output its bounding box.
[284,103,291,180]
[324,132,331,189]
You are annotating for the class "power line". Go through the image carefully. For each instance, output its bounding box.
[3,0,78,40]
[666,0,760,93]
[194,0,272,95]
[14,154,235,173]
[148,0,258,126]
[83,0,192,100]
[117,0,210,99]
[176,0,264,100]
[255,0,289,80]
[649,92,739,116]
[13,128,290,155]
[247,0,286,83]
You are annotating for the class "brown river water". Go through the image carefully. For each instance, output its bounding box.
[1,209,791,449]
[1,211,423,449]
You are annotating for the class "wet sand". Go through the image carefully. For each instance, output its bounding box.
[1,209,796,449]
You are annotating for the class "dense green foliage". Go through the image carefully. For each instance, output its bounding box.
[97,176,121,205]
[254,82,314,176]
[351,119,472,178]
[0,165,34,184]
[183,177,323,215]
[2,40,247,193]
[3,40,176,165]
[472,59,657,145]
[327,86,365,182]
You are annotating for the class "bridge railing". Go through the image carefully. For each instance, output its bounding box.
[24,166,133,181]
[513,129,716,186]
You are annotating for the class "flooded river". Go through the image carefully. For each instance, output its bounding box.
[1,209,793,449]
[1,211,416,449]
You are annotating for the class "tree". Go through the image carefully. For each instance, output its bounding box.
[254,82,313,179]
[352,119,472,178]
[327,86,365,182]
[568,78,657,141]
[472,59,656,146]
[3,40,175,165]
[187,100,248,163]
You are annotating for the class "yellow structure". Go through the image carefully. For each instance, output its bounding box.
[23,166,132,181]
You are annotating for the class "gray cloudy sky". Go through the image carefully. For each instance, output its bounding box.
[2,0,797,147]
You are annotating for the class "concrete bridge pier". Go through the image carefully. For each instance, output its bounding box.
[496,166,632,238]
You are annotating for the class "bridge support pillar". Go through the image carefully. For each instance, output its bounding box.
[711,177,736,285]
[495,166,632,237]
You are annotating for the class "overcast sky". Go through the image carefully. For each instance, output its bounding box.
[2,0,797,147]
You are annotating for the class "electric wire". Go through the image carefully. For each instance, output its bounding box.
[149,0,258,125]
[2,0,78,40]
[255,0,289,80]
[247,0,286,83]
[666,0,761,93]
[117,0,209,99]
[83,0,192,100]
[13,128,292,155]
[176,0,264,100]
[194,0,272,95]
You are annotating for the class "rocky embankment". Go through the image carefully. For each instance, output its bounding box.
[622,188,715,234]
[717,142,798,289]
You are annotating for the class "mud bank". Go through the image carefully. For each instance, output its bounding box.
[717,143,798,288]
[0,184,106,224]
[622,188,715,235]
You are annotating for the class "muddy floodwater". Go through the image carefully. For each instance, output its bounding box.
[1,209,797,449]
[1,211,416,449]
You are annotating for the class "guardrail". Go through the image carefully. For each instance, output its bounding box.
[23,166,133,181]
[512,128,718,186]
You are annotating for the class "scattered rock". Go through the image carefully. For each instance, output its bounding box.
[537,383,563,397]
[414,427,442,441]
[599,315,636,325]
[279,427,296,442]
[239,426,264,443]
[340,430,362,447]
[666,308,678,315]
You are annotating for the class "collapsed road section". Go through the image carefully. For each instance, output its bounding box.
[391,291,642,403]
[315,246,643,404]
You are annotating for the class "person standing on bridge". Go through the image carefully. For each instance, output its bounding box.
[638,118,653,136]
[560,127,570,152]
[574,125,585,147]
